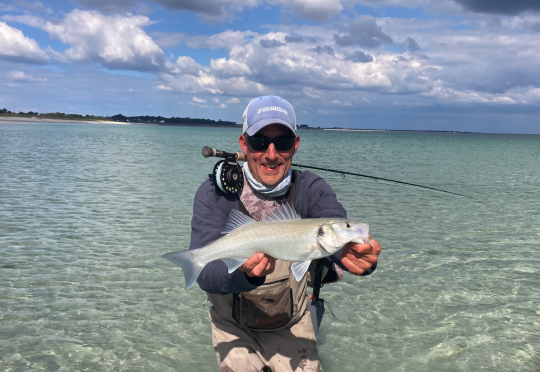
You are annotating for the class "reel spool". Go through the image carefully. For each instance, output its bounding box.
[212,160,244,195]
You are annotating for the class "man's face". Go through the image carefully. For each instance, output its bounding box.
[239,124,300,187]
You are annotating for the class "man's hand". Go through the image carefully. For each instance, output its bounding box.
[340,238,381,276]
[238,253,276,277]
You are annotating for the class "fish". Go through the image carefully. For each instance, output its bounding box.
[162,203,369,289]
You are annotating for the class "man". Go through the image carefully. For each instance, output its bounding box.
[189,96,381,372]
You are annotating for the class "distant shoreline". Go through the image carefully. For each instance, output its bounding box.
[0,116,535,135]
[0,116,241,128]
[0,116,126,125]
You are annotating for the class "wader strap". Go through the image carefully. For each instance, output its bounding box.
[311,260,324,303]
[238,198,252,218]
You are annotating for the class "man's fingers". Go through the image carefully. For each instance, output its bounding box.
[239,253,276,277]
[242,252,265,270]
[341,256,373,275]
[344,240,382,256]
[340,239,381,276]
[342,251,378,264]
[251,256,271,277]
[264,257,276,272]
[370,240,382,255]
[344,242,371,256]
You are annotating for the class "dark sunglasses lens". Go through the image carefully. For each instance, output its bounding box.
[248,136,268,151]
[273,137,295,151]
[248,136,295,151]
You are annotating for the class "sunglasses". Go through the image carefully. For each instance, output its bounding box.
[246,135,297,152]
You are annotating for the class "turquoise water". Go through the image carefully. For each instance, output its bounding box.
[1,123,539,371]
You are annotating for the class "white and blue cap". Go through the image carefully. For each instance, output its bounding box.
[242,96,297,136]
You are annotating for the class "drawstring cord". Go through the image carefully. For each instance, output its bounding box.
[320,299,338,321]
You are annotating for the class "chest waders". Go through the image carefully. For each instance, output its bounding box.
[237,170,327,335]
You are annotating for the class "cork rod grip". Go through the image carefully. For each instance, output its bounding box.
[202,146,245,162]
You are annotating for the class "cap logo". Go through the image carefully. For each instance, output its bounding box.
[256,106,288,116]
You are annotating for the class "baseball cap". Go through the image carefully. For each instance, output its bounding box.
[242,96,297,136]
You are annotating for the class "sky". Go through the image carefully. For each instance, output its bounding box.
[1,0,540,133]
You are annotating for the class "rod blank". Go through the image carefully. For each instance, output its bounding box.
[201,146,473,199]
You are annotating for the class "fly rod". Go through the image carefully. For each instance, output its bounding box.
[202,146,474,199]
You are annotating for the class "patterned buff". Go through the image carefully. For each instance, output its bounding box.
[242,162,292,198]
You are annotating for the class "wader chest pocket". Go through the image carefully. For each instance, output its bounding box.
[232,279,293,330]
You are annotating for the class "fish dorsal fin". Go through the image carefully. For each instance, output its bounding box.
[221,209,255,234]
[263,202,301,221]
[291,260,311,281]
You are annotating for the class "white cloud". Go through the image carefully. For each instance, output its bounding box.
[12,0,52,14]
[176,56,203,75]
[72,0,344,23]
[7,70,47,82]
[154,84,172,91]
[219,103,227,108]
[0,3,18,11]
[211,58,252,77]
[2,10,176,73]
[492,96,516,104]
[184,30,257,50]
[150,32,186,48]
[190,96,211,108]
[161,71,268,96]
[4,3,537,119]
[192,96,206,104]
[271,0,343,22]
[0,21,49,64]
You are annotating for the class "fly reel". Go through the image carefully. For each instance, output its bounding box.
[211,160,244,195]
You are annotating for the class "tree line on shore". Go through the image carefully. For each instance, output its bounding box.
[0,109,238,126]
[109,114,237,126]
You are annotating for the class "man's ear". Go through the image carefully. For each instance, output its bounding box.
[239,134,248,154]
[292,135,300,155]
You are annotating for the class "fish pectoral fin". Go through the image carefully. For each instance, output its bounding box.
[223,259,247,273]
[221,210,255,234]
[291,260,312,281]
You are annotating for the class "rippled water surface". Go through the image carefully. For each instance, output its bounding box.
[1,123,539,371]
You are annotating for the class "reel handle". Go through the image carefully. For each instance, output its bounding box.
[202,146,246,162]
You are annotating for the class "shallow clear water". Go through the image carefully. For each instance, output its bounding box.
[1,123,539,371]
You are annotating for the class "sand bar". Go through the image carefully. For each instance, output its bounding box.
[0,116,129,125]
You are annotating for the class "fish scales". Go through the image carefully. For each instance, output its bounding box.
[196,219,325,264]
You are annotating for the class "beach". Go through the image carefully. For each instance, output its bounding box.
[0,116,128,125]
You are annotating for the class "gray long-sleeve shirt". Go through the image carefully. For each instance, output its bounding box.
[189,170,371,295]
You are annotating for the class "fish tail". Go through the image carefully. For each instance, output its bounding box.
[162,250,204,289]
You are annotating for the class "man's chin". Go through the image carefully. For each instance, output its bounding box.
[259,174,284,187]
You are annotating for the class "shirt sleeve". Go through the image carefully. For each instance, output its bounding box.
[189,180,266,294]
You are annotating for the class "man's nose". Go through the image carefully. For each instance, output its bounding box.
[265,143,278,159]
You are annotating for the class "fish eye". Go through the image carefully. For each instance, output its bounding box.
[346,223,351,228]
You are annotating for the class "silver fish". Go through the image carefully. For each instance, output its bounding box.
[163,203,369,289]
